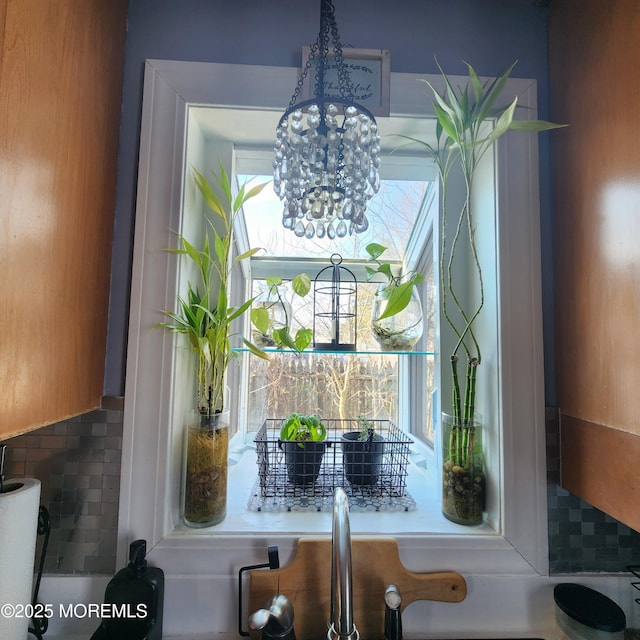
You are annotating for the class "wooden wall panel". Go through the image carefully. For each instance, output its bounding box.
[0,0,127,438]
[550,0,640,529]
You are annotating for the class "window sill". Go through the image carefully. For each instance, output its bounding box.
[171,434,496,537]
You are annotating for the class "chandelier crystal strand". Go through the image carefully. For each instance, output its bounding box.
[273,0,381,239]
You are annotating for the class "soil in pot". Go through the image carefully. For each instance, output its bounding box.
[184,413,229,527]
[280,440,326,485]
[341,431,385,486]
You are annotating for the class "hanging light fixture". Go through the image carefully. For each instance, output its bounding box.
[273,0,381,240]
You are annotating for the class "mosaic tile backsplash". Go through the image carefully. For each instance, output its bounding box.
[3,403,639,575]
[4,404,122,574]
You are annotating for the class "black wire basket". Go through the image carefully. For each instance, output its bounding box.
[254,418,413,501]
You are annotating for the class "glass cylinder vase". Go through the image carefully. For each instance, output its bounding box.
[183,410,229,527]
[441,412,485,525]
[251,287,291,348]
[371,282,424,351]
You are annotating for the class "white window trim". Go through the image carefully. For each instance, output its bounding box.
[120,59,548,615]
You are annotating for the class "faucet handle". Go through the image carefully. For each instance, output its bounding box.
[384,585,402,640]
[250,595,296,640]
[384,584,402,610]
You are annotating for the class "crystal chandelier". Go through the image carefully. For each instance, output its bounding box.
[273,0,381,240]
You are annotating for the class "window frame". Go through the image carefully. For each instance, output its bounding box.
[119,59,549,592]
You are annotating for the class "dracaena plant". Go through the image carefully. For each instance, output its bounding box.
[399,60,564,465]
[158,166,268,418]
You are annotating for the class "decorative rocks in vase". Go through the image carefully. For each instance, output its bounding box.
[441,412,485,525]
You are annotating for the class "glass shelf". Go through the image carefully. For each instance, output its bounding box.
[233,347,435,356]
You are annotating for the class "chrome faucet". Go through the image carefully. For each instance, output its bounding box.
[328,487,359,640]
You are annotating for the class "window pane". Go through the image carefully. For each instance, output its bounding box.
[238,175,429,262]
[247,352,398,432]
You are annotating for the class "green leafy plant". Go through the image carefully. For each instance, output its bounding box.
[399,60,564,466]
[279,413,327,448]
[356,415,376,442]
[365,242,423,321]
[158,166,268,418]
[250,275,313,352]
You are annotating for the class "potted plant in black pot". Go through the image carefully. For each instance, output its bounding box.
[279,413,327,486]
[341,416,385,486]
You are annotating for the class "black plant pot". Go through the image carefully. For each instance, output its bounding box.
[280,440,326,486]
[341,432,385,486]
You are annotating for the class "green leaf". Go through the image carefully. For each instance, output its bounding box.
[242,338,269,360]
[214,233,226,269]
[464,61,483,105]
[266,276,283,288]
[243,181,268,202]
[273,327,297,351]
[476,60,517,123]
[251,307,270,335]
[292,273,311,297]
[216,164,233,207]
[294,328,313,352]
[433,102,459,143]
[377,281,415,320]
[509,119,568,132]
[227,297,253,322]
[365,242,387,260]
[378,263,394,281]
[179,236,202,268]
[235,247,261,263]
[193,168,225,219]
[365,266,378,281]
[485,96,517,147]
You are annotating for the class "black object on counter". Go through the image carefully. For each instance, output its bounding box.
[90,539,164,640]
[554,583,626,635]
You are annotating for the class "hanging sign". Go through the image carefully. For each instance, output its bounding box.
[300,47,391,117]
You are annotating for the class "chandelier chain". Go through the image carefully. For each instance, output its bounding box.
[273,0,381,239]
[288,40,318,110]
[326,2,354,101]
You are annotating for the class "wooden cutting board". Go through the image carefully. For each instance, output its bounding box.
[248,537,466,639]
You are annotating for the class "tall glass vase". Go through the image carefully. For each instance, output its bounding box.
[441,412,485,525]
[183,409,229,527]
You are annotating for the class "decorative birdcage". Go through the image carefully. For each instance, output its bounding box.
[313,254,357,351]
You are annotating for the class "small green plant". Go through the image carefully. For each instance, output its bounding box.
[356,416,376,442]
[250,275,313,352]
[157,165,268,418]
[279,413,327,448]
[365,243,423,321]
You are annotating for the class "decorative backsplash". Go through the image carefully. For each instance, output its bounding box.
[3,403,639,574]
[4,404,122,574]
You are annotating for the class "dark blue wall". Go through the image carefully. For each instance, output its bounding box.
[106,0,555,402]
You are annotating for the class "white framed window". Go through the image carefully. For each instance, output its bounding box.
[118,61,549,633]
